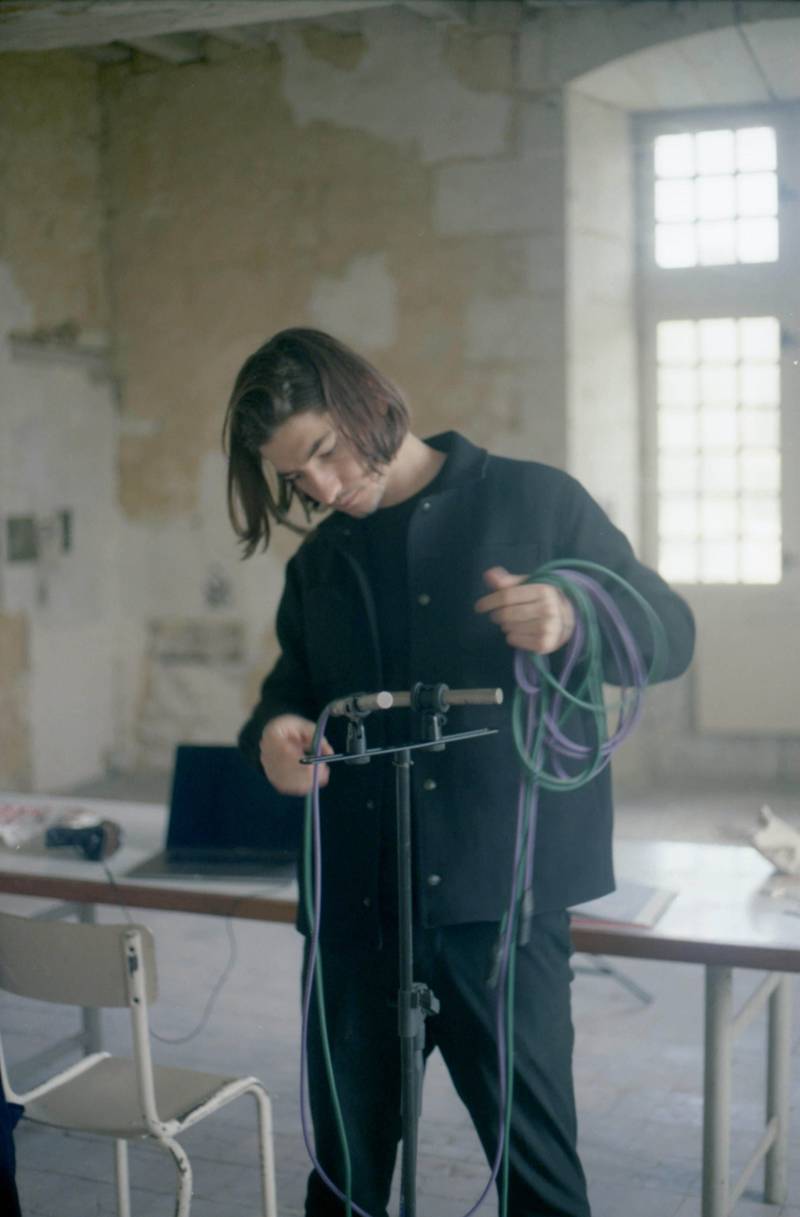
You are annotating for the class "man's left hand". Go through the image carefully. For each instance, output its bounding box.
[474,566,575,654]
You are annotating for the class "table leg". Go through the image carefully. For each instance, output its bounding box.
[77,902,103,1052]
[702,964,732,1217]
[764,975,791,1204]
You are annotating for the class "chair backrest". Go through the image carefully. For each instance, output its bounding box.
[0,912,157,1008]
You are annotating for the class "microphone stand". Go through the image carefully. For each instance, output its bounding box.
[303,683,502,1217]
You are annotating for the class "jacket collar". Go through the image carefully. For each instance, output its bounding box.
[317,430,488,543]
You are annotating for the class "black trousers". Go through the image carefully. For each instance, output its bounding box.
[304,916,591,1217]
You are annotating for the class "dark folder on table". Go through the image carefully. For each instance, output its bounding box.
[126,744,302,879]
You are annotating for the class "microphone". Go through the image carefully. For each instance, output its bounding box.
[327,685,503,718]
[327,690,394,717]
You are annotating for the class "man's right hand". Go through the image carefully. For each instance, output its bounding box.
[259,714,333,795]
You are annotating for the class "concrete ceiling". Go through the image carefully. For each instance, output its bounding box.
[1,0,797,111]
[0,0,465,60]
[573,14,800,109]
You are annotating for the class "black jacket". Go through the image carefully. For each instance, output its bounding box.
[240,432,695,945]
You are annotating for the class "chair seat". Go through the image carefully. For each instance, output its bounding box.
[22,1056,255,1138]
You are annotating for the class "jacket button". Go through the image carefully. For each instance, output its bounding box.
[417,593,431,606]
[421,500,431,511]
[366,800,376,811]
[363,896,372,908]
[426,873,442,887]
[423,778,437,792]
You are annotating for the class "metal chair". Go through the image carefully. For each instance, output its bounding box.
[0,910,277,1217]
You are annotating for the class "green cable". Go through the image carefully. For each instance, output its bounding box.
[500,561,669,1217]
[304,714,353,1217]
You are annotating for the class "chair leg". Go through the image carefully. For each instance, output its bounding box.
[115,1139,131,1217]
[158,1136,193,1217]
[252,1087,278,1217]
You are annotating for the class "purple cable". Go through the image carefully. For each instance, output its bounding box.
[299,709,375,1217]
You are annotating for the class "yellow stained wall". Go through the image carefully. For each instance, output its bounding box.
[102,32,531,522]
[0,51,108,788]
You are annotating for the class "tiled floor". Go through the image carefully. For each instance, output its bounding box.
[2,778,799,1216]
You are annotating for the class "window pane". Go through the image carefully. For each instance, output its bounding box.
[700,408,737,448]
[659,367,698,406]
[736,126,776,172]
[741,497,780,538]
[737,217,778,262]
[655,133,695,177]
[740,408,779,448]
[660,453,698,493]
[656,223,697,268]
[659,410,698,448]
[740,542,781,584]
[737,172,778,217]
[700,540,738,582]
[741,450,780,492]
[698,220,736,265]
[700,497,738,538]
[659,541,698,583]
[697,175,736,219]
[657,320,697,364]
[696,129,735,174]
[701,454,737,493]
[656,178,695,222]
[739,316,780,361]
[699,318,737,362]
[655,308,783,585]
[700,365,737,405]
[740,363,780,406]
[660,497,698,536]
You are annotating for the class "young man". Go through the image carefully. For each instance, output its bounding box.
[225,327,695,1217]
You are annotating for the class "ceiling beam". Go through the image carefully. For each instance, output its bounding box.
[0,1,393,53]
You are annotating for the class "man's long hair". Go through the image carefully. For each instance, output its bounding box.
[223,328,410,555]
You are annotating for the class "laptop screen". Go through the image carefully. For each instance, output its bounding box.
[165,744,303,856]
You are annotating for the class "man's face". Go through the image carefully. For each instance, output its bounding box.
[260,411,388,518]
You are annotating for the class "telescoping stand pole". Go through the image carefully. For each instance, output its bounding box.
[313,683,503,1217]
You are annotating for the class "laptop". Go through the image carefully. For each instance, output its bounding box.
[126,743,303,880]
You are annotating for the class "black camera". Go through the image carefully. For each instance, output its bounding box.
[45,817,123,861]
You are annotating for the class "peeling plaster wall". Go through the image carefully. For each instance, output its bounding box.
[0,54,118,791]
[100,8,570,767]
[4,2,794,785]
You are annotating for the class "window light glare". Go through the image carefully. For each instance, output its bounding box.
[655,223,697,268]
[697,220,736,265]
[657,320,697,364]
[736,126,776,172]
[737,216,778,263]
[658,366,698,407]
[739,316,780,361]
[698,318,738,362]
[737,172,778,217]
[696,175,736,220]
[740,363,780,406]
[655,132,695,177]
[654,314,782,586]
[699,365,737,406]
[740,543,781,584]
[696,129,735,175]
[741,498,780,537]
[659,409,698,449]
[655,178,695,222]
[702,454,738,493]
[701,541,739,582]
[658,541,698,584]
[660,454,698,493]
[741,409,779,448]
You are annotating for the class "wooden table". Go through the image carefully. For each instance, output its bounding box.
[1,794,798,1217]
